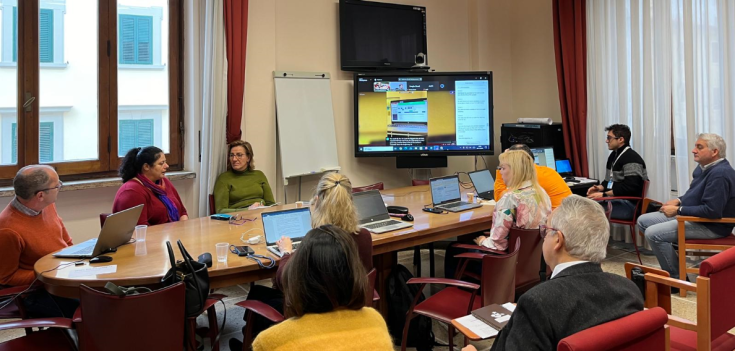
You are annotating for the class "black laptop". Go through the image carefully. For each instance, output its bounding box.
[468,169,495,200]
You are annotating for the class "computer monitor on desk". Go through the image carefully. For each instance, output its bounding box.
[529,146,556,171]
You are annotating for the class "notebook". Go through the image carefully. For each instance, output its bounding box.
[54,205,144,258]
[471,304,515,331]
[353,190,412,234]
[429,175,481,212]
[262,207,312,257]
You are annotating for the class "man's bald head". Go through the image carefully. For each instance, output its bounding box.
[13,165,56,200]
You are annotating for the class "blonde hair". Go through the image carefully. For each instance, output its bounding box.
[228,140,255,171]
[499,150,551,211]
[311,173,359,234]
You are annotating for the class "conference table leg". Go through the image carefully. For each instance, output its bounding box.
[374,251,397,317]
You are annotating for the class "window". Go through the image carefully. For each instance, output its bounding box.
[2,0,66,66]
[2,111,65,165]
[119,14,152,65]
[0,1,182,181]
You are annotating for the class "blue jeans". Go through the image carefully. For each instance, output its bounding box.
[638,212,722,279]
[607,199,637,221]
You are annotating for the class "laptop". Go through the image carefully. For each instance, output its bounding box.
[262,207,312,257]
[468,169,495,200]
[429,175,482,212]
[353,190,413,234]
[556,159,573,177]
[54,204,144,258]
[530,146,556,171]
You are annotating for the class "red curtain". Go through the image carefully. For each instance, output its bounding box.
[224,0,249,144]
[552,0,588,177]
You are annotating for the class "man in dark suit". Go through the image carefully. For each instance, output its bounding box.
[464,195,643,351]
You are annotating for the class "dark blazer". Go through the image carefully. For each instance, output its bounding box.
[490,262,643,351]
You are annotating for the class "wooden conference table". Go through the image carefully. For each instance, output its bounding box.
[35,185,495,313]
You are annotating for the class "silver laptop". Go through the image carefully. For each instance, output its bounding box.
[430,175,482,212]
[54,204,144,258]
[262,207,312,257]
[468,169,495,200]
[354,190,413,234]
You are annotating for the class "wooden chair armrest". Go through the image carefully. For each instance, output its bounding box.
[645,273,697,292]
[234,300,285,323]
[642,198,662,214]
[666,314,698,332]
[624,262,669,280]
[454,253,491,261]
[0,317,73,332]
[406,277,480,291]
[451,243,506,256]
[676,216,735,224]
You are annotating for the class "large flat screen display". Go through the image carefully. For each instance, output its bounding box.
[354,71,493,157]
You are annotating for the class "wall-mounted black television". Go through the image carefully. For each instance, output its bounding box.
[354,71,494,158]
[339,0,428,72]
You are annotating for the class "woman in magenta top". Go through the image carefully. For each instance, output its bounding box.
[112,146,188,225]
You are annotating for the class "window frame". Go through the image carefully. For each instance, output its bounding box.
[1,0,67,68]
[0,0,183,183]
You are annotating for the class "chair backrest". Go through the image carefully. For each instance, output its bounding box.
[412,179,430,186]
[633,180,650,216]
[77,283,186,351]
[209,194,215,215]
[366,268,377,305]
[352,182,384,193]
[699,245,735,338]
[99,213,110,228]
[481,237,521,305]
[509,227,543,292]
[557,307,668,351]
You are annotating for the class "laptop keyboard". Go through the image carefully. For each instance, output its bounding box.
[271,241,300,254]
[443,202,465,208]
[69,246,94,255]
[364,220,403,229]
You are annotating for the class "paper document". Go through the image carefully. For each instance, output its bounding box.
[455,315,499,339]
[501,302,516,312]
[67,265,118,278]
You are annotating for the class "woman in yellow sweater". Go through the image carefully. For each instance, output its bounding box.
[252,225,393,351]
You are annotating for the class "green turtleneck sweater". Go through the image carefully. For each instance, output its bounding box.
[213,169,275,213]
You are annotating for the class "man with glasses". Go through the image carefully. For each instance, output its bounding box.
[464,196,642,351]
[0,165,78,317]
[587,124,648,220]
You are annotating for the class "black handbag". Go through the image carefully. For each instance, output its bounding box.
[161,240,210,317]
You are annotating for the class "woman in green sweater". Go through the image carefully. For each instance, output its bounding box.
[213,140,275,213]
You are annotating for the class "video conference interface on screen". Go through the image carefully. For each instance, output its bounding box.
[356,74,491,153]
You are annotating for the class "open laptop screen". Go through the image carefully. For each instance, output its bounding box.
[353,190,389,223]
[430,176,461,204]
[469,170,494,194]
[262,208,312,245]
[556,159,573,175]
[530,146,556,171]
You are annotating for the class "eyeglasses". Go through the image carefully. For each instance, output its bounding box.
[539,224,561,239]
[605,135,621,141]
[229,214,257,225]
[35,181,63,194]
[229,153,247,159]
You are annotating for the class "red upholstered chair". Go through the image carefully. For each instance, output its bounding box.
[0,318,76,351]
[454,228,543,296]
[351,182,384,193]
[209,194,216,215]
[0,285,36,335]
[75,282,186,351]
[643,246,735,350]
[187,294,226,351]
[99,213,110,227]
[675,215,735,297]
[233,269,379,351]
[594,180,649,264]
[400,237,521,351]
[557,307,669,351]
[411,179,429,186]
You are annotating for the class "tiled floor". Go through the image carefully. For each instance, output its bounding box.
[0,237,717,351]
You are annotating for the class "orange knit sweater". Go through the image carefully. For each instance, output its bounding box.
[0,203,73,286]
